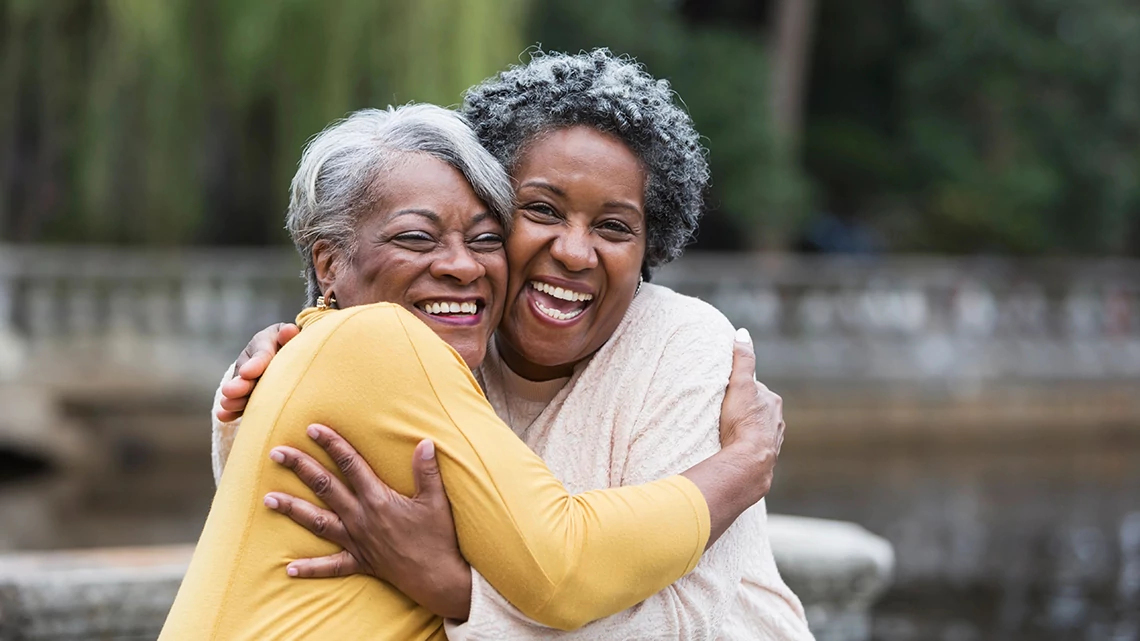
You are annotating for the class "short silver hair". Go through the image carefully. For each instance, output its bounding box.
[286,104,515,305]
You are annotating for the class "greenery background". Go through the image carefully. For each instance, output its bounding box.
[3,0,1139,256]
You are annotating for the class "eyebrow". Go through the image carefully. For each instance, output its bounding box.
[391,208,440,222]
[604,200,643,214]
[391,208,496,228]
[518,180,565,197]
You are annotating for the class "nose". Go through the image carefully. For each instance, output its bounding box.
[549,225,599,273]
[429,242,486,286]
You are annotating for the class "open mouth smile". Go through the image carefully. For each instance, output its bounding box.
[416,299,485,326]
[527,280,595,323]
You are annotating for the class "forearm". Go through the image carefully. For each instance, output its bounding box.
[462,518,745,640]
[681,442,774,547]
[451,465,710,629]
[413,563,471,621]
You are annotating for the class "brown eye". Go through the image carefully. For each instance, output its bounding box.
[599,220,634,235]
[523,203,560,222]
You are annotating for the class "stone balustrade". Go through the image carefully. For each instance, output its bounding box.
[3,245,1138,386]
[655,254,1140,382]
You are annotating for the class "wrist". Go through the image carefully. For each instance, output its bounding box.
[427,561,472,621]
[720,441,775,504]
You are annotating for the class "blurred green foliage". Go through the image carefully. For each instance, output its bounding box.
[807,0,1140,254]
[0,0,528,244]
[2,0,1139,254]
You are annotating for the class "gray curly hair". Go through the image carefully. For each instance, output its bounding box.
[286,104,514,305]
[460,48,710,276]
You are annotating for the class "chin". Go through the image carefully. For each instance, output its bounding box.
[453,343,487,369]
[520,342,581,368]
[501,324,569,365]
[431,325,491,369]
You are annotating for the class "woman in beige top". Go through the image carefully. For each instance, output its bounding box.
[215,50,813,640]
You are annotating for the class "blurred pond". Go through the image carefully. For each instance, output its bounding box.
[1,412,1139,641]
[775,425,1140,641]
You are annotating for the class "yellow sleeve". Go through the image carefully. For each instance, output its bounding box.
[311,304,710,629]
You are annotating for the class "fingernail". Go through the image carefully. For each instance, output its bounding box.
[287,565,298,577]
[306,425,320,439]
[735,327,752,344]
[269,449,285,464]
[263,495,279,509]
[421,440,435,460]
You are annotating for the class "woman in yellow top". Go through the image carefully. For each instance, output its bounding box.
[160,104,781,640]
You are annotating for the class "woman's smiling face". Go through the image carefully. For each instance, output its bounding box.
[315,153,507,369]
[496,126,648,381]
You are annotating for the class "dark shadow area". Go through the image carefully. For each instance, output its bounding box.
[0,449,51,483]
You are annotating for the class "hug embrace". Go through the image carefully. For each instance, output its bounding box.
[160,49,814,641]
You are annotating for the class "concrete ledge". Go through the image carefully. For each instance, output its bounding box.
[0,518,893,640]
[770,515,895,641]
[0,546,190,641]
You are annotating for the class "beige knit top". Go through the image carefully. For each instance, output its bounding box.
[211,283,813,640]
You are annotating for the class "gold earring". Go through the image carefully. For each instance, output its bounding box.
[316,293,337,310]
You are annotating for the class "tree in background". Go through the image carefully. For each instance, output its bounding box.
[3,0,1139,256]
[768,0,816,150]
[0,0,529,245]
[806,0,1140,255]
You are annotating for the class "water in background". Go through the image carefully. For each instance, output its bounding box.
[776,427,1140,641]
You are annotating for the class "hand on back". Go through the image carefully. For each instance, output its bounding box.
[718,328,786,495]
[263,425,473,621]
[216,322,300,422]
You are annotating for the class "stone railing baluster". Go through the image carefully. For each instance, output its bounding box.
[0,245,1135,385]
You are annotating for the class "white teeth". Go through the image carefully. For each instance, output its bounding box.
[534,299,584,321]
[530,281,593,302]
[420,301,479,316]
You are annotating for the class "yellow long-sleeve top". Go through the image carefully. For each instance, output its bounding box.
[160,303,711,641]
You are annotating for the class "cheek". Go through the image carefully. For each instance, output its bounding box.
[484,253,509,294]
[355,253,423,302]
[592,245,645,319]
[505,221,549,267]
[605,242,645,285]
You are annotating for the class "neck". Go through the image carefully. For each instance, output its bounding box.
[494,333,578,381]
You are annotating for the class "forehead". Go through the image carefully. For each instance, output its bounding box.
[515,126,645,197]
[367,153,492,225]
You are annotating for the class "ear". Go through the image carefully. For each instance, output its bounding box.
[312,240,340,295]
